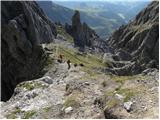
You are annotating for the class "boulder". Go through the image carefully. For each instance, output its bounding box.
[64,106,73,114]
[116,49,131,61]
[123,101,133,112]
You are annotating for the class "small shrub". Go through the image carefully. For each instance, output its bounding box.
[101,80,107,87]
[43,106,52,112]
[104,98,119,110]
[63,94,80,108]
[18,82,47,91]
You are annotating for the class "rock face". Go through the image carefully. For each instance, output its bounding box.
[107,1,159,75]
[1,1,56,101]
[65,10,98,49]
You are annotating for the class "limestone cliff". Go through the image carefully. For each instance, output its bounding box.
[65,10,98,50]
[1,1,56,101]
[106,1,159,75]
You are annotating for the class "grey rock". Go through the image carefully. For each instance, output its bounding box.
[57,34,67,41]
[115,94,124,100]
[84,82,90,86]
[123,101,133,112]
[64,106,73,114]
[41,76,53,84]
[116,49,131,61]
[1,1,56,101]
[103,53,113,64]
[107,1,159,75]
[65,10,99,49]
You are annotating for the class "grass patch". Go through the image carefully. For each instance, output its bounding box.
[54,44,106,68]
[111,74,148,85]
[101,80,107,87]
[6,107,21,119]
[63,93,80,109]
[104,90,115,97]
[104,88,137,102]
[56,25,74,43]
[116,88,137,102]
[53,44,107,75]
[110,75,136,84]
[44,43,109,80]
[18,82,47,91]
[104,98,119,110]
[22,110,36,119]
[6,113,17,119]
[46,57,54,66]
[43,106,52,112]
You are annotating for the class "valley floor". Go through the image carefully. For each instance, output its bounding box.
[0,43,159,119]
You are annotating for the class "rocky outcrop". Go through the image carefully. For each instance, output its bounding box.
[65,10,98,50]
[1,1,56,101]
[0,54,158,119]
[106,1,159,75]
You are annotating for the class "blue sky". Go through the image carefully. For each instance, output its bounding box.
[52,0,151,1]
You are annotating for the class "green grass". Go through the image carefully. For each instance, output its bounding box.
[17,82,47,90]
[43,106,52,112]
[22,110,36,119]
[104,98,119,110]
[46,57,54,66]
[63,93,80,109]
[6,113,17,119]
[110,74,147,85]
[110,75,135,84]
[104,90,115,98]
[56,25,74,43]
[6,107,21,119]
[52,44,106,74]
[116,88,136,102]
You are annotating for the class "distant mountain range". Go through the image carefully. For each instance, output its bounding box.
[37,1,149,38]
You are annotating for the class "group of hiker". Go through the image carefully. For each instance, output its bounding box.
[57,54,84,69]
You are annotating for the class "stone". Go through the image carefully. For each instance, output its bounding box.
[26,92,38,99]
[123,101,133,112]
[65,106,73,114]
[41,76,53,84]
[112,55,119,61]
[57,34,67,41]
[116,49,131,61]
[115,94,124,100]
[103,53,113,64]
[84,82,90,86]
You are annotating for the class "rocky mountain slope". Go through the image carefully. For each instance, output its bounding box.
[0,1,159,119]
[105,1,159,75]
[37,1,74,25]
[1,1,56,101]
[0,43,158,119]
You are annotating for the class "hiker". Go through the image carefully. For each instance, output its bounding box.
[79,63,84,67]
[67,60,71,69]
[57,54,63,63]
[74,63,77,67]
